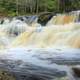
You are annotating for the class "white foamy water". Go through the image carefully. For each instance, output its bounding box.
[0,11,80,80]
[0,47,79,67]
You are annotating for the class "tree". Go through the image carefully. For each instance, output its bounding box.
[0,0,80,16]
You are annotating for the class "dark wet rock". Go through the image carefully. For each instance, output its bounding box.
[72,67,80,77]
[38,12,55,26]
[0,70,15,80]
[0,20,4,24]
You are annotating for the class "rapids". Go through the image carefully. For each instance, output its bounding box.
[0,11,80,49]
[0,11,80,80]
[11,23,80,48]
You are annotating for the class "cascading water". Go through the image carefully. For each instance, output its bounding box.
[0,11,80,80]
[11,23,80,48]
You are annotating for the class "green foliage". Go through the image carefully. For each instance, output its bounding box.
[0,0,80,16]
[0,0,16,16]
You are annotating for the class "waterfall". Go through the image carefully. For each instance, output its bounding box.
[0,11,80,49]
[0,11,80,80]
[11,23,80,48]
